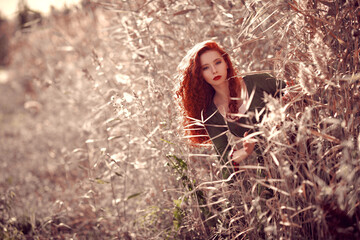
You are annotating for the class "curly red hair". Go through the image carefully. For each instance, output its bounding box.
[176,40,242,145]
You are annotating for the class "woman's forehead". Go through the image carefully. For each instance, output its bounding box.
[200,50,222,64]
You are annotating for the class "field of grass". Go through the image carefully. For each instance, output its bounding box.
[1,0,359,239]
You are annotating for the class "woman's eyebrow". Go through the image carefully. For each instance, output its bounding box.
[201,58,222,67]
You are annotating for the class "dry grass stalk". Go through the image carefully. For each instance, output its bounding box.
[1,0,359,239]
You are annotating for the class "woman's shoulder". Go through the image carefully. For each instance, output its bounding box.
[204,101,227,125]
[204,101,217,120]
[243,73,285,94]
[243,73,275,84]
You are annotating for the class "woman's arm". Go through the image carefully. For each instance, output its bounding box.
[205,120,231,165]
[260,73,287,97]
[231,131,255,163]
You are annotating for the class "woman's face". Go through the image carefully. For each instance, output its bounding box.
[199,50,228,87]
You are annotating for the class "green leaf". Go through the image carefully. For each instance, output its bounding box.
[173,199,182,208]
[127,192,142,200]
[95,178,109,184]
[160,138,174,144]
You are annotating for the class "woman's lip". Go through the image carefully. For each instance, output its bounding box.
[213,76,221,81]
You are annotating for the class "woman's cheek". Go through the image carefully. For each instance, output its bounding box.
[203,72,210,82]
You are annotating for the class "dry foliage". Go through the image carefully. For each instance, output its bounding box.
[0,0,359,239]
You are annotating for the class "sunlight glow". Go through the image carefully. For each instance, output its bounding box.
[0,0,81,19]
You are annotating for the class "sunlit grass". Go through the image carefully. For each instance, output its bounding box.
[0,0,359,239]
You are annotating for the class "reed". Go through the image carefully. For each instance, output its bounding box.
[1,0,359,239]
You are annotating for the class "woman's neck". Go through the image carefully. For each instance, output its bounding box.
[213,82,230,108]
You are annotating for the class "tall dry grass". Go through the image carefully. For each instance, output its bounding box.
[0,0,359,239]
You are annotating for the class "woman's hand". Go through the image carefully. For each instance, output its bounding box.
[243,131,255,155]
[231,132,255,164]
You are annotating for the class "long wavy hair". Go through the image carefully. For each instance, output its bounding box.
[175,40,242,145]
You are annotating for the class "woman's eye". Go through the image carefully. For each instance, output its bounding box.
[202,66,209,71]
[216,60,222,65]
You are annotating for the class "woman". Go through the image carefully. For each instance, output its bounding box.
[176,40,285,178]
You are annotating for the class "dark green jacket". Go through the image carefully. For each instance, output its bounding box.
[204,73,285,168]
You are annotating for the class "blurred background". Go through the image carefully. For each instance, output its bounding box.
[0,0,80,19]
[0,0,359,239]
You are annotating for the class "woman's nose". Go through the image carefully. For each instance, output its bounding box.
[211,65,217,74]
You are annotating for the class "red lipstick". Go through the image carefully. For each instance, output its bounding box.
[213,75,221,81]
